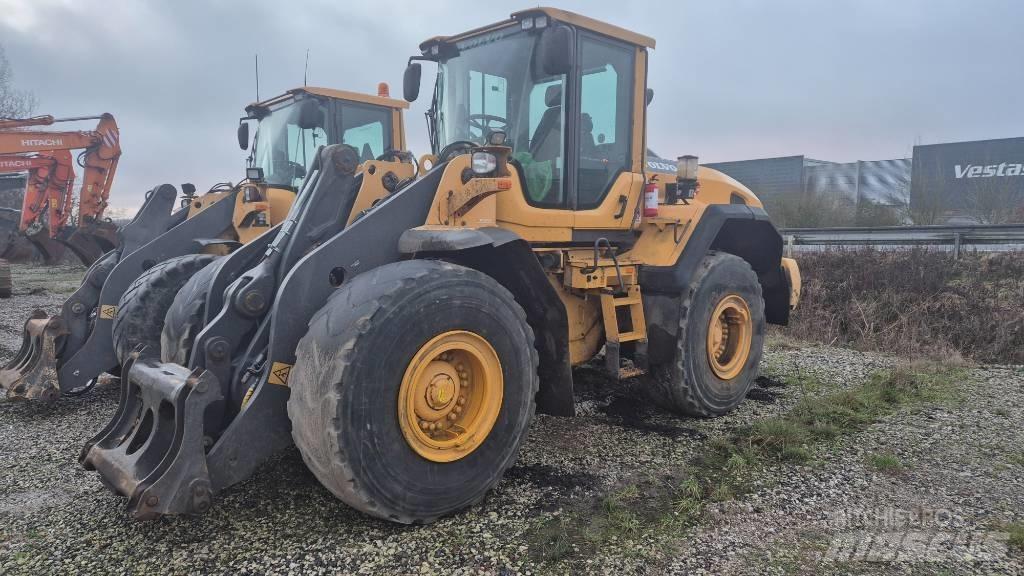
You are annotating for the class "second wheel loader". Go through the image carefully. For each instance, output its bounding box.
[82,8,801,524]
[0,86,413,403]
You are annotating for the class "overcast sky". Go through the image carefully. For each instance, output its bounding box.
[2,0,1022,209]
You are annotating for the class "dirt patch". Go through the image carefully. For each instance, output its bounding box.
[598,395,707,440]
[755,375,787,388]
[503,464,600,492]
[746,388,779,404]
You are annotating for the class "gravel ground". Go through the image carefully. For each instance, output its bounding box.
[1,263,1022,575]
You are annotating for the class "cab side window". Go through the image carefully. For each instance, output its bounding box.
[577,36,634,209]
[340,103,393,162]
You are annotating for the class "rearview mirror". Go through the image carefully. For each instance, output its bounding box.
[403,62,422,102]
[646,88,654,106]
[296,99,324,130]
[537,25,572,76]
[237,122,250,150]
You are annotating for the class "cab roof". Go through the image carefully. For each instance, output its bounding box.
[419,7,656,52]
[247,86,409,112]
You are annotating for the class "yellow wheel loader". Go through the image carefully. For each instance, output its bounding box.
[82,8,800,524]
[0,86,412,403]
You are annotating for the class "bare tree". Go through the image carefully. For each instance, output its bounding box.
[968,175,1024,224]
[0,43,36,118]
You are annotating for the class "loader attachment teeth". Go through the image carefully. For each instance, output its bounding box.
[80,347,223,520]
[0,310,68,403]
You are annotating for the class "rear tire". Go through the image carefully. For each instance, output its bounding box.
[647,251,765,417]
[112,254,217,364]
[288,260,538,524]
[160,257,225,364]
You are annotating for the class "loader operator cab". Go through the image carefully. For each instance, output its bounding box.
[238,87,408,192]
[407,9,643,215]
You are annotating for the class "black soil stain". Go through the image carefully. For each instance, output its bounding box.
[755,375,787,388]
[746,387,779,404]
[504,464,599,492]
[599,396,706,440]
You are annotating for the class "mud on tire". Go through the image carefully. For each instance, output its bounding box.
[112,254,218,364]
[287,260,538,524]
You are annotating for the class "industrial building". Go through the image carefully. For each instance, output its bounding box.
[704,136,1024,225]
[704,156,910,207]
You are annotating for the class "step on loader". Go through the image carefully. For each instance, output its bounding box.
[82,8,802,524]
[1,86,411,403]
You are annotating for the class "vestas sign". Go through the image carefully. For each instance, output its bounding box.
[911,137,1024,212]
[954,163,1024,179]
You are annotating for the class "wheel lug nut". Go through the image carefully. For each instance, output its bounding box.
[448,413,457,421]
[419,420,429,430]
[458,396,466,405]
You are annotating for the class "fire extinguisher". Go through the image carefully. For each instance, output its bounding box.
[643,179,659,218]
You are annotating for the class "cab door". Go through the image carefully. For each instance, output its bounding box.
[571,33,646,232]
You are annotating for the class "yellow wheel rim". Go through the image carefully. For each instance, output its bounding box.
[398,330,502,463]
[706,294,752,380]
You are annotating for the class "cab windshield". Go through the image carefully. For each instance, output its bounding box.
[252,98,328,190]
[252,97,393,190]
[435,26,567,202]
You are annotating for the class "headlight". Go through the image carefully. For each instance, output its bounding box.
[471,152,497,174]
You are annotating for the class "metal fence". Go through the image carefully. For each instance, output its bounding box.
[779,224,1024,258]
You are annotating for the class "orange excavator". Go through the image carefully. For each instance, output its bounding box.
[0,150,75,262]
[0,114,121,264]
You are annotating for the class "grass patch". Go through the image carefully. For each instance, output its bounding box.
[865,452,904,473]
[1007,523,1024,554]
[1009,452,1024,467]
[529,363,964,565]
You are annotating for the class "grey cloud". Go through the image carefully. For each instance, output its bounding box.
[2,0,1022,208]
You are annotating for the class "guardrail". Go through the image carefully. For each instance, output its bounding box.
[779,224,1024,258]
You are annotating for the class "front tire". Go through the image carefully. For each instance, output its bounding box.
[288,260,538,524]
[111,254,217,364]
[160,256,225,364]
[648,252,765,417]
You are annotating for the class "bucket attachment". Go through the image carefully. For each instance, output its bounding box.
[23,229,68,265]
[80,347,222,520]
[0,310,68,403]
[60,221,119,266]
